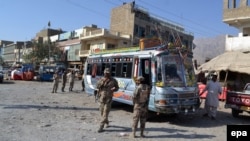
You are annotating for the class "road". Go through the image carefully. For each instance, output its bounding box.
[0,80,250,141]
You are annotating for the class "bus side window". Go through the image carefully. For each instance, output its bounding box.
[92,64,97,78]
[111,63,116,76]
[122,62,132,78]
[116,63,122,77]
[87,64,92,75]
[97,63,102,76]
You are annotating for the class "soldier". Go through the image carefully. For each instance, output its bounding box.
[131,76,150,138]
[67,70,75,91]
[51,71,60,93]
[96,68,119,133]
[61,70,67,92]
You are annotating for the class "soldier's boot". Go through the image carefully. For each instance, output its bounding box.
[97,125,104,133]
[105,121,109,128]
[130,128,136,138]
[140,129,145,138]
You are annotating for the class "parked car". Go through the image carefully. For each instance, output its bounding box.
[0,70,4,83]
[225,83,250,117]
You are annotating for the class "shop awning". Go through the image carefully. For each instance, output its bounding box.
[198,51,250,74]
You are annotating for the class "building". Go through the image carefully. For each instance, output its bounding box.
[110,2,194,50]
[0,40,14,57]
[223,0,250,51]
[79,24,131,68]
[2,42,24,66]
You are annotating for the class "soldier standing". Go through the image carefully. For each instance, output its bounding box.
[67,70,75,91]
[61,70,67,92]
[131,76,150,138]
[51,71,60,93]
[96,68,119,133]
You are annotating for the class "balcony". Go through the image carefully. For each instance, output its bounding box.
[80,29,130,41]
[225,35,250,52]
[79,50,91,57]
[223,6,250,27]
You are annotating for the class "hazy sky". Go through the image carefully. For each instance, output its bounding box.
[0,0,238,41]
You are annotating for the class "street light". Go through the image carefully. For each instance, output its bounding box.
[48,21,51,65]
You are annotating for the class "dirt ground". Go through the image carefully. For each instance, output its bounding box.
[0,80,250,141]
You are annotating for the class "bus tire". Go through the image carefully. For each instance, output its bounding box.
[232,109,240,118]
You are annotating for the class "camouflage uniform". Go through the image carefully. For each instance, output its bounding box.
[52,72,60,93]
[61,71,67,92]
[67,71,75,91]
[96,68,119,132]
[131,76,150,138]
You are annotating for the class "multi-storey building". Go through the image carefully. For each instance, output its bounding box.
[79,24,131,67]
[223,0,250,51]
[110,2,194,50]
[0,40,14,57]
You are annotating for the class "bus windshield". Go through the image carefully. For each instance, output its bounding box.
[160,55,185,87]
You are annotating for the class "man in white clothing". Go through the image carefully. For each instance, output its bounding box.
[200,74,222,120]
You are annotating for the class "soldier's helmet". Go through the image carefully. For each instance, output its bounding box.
[137,76,145,82]
[104,68,110,74]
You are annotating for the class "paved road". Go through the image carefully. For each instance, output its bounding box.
[0,80,250,141]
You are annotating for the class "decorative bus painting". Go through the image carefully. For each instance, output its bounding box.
[83,38,200,114]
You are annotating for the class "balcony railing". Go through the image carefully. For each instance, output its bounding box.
[79,50,91,57]
[225,35,250,52]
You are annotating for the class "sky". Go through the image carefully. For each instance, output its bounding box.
[0,0,239,42]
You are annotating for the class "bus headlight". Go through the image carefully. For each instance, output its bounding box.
[157,100,167,106]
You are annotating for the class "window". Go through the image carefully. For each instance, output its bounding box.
[107,44,115,50]
[87,64,92,75]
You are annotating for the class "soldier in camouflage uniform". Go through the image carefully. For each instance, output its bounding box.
[131,76,150,138]
[61,70,67,92]
[51,71,60,93]
[96,68,119,133]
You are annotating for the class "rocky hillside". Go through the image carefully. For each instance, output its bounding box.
[193,35,226,65]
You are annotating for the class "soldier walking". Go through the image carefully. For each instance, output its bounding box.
[131,76,150,138]
[96,68,119,133]
[61,70,67,92]
[51,71,60,93]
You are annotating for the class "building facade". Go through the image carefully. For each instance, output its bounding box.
[79,24,131,68]
[110,2,194,50]
[223,0,250,51]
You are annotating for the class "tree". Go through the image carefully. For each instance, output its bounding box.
[23,41,62,65]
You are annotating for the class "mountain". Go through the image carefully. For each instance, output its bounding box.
[193,35,225,66]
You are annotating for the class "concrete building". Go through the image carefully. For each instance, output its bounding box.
[110,2,194,50]
[223,0,250,51]
[79,24,131,67]
[0,40,14,57]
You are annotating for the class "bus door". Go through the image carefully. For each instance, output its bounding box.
[140,58,151,86]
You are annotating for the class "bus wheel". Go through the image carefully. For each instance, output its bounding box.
[232,109,240,118]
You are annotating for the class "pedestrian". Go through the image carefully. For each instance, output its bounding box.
[67,70,75,91]
[51,71,60,93]
[61,70,67,92]
[200,73,222,120]
[81,71,85,91]
[96,68,119,133]
[131,76,150,138]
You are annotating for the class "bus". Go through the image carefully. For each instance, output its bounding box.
[83,38,200,114]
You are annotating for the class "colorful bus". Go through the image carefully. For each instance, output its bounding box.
[83,39,200,114]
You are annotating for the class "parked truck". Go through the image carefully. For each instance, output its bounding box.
[225,83,250,117]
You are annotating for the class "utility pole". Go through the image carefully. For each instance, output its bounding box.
[48,21,51,65]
